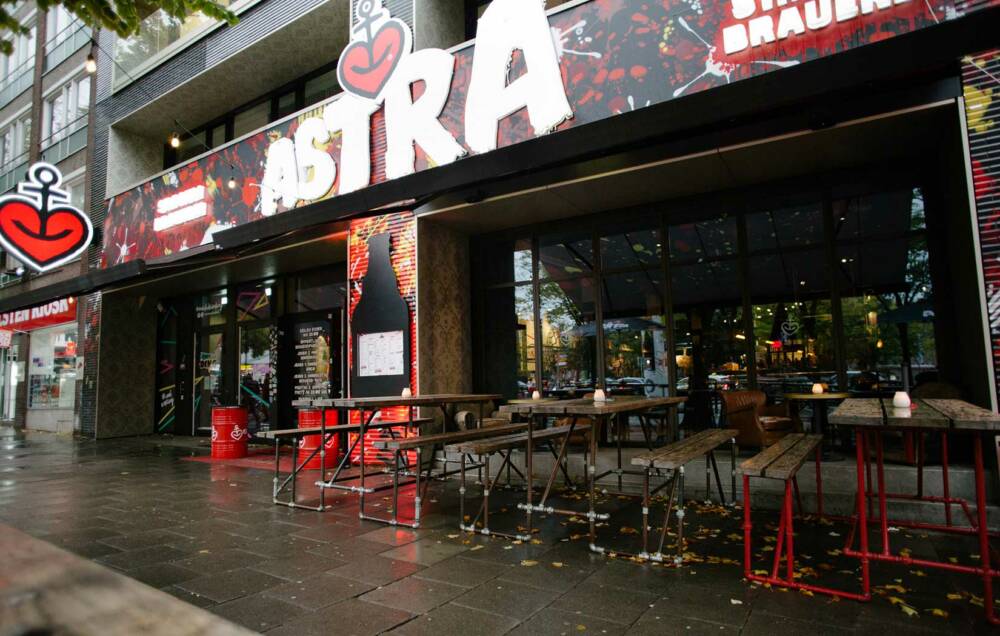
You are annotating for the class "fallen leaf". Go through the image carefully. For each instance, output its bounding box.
[446,534,460,539]
[946,593,962,601]
[900,604,919,617]
[730,599,743,605]
[520,560,538,567]
[469,545,484,551]
[552,562,565,568]
[929,608,949,618]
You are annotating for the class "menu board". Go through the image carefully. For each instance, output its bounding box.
[293,321,331,401]
[357,330,405,377]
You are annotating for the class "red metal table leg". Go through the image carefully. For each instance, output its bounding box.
[973,435,998,625]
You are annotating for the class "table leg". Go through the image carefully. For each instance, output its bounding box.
[942,432,952,527]
[359,408,366,518]
[525,413,535,537]
[973,434,997,625]
[876,433,889,556]
[855,429,871,598]
[588,415,600,550]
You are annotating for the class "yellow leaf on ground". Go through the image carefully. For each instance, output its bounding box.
[469,545,484,551]
[946,593,962,600]
[520,560,538,567]
[552,562,565,568]
[929,608,949,618]
[899,604,919,617]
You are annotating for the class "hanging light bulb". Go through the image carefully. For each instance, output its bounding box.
[227,176,237,189]
[168,132,181,148]
[85,48,97,74]
[227,166,237,189]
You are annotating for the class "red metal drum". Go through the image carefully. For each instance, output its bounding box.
[211,406,249,459]
[298,408,339,469]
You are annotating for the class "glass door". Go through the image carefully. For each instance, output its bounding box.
[239,324,276,434]
[279,311,343,425]
[193,329,225,434]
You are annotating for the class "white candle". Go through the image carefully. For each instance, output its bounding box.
[892,391,910,408]
[531,390,541,400]
[811,383,824,394]
[401,387,412,398]
[594,389,607,402]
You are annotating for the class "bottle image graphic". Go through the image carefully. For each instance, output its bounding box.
[351,231,411,396]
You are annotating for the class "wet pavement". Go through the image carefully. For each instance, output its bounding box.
[0,430,995,635]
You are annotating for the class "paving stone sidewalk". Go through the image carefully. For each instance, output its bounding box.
[0,431,994,634]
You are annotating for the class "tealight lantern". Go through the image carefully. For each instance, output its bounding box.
[401,387,412,398]
[594,389,607,402]
[892,391,910,408]
[811,383,824,395]
[531,390,541,401]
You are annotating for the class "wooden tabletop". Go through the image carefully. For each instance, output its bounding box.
[829,397,1000,431]
[531,396,686,416]
[499,398,561,414]
[784,392,851,401]
[0,524,254,636]
[332,393,503,408]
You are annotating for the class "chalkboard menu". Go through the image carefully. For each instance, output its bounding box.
[293,320,332,401]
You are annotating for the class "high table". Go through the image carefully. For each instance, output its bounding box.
[829,397,1000,625]
[524,396,687,550]
[783,392,850,459]
[324,393,502,527]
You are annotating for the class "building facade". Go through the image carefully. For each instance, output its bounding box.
[0,2,91,432]
[0,0,998,450]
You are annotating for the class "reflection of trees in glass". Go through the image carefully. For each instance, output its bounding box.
[538,280,593,389]
[841,189,934,383]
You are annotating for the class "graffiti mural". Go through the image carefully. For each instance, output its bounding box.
[104,0,968,267]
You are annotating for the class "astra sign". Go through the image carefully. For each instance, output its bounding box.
[103,0,959,266]
[0,163,93,273]
[259,0,571,216]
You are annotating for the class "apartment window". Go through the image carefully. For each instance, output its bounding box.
[232,101,269,139]
[43,75,89,144]
[65,173,85,209]
[46,6,74,41]
[304,69,338,107]
[112,0,253,89]
[2,23,35,83]
[0,114,31,169]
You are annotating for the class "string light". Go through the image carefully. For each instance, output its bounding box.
[168,132,181,148]
[228,175,237,189]
[85,50,97,73]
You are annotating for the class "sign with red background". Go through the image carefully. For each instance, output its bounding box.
[101,0,974,267]
[0,297,77,332]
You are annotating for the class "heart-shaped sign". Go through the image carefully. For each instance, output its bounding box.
[780,321,800,337]
[0,163,94,273]
[0,200,90,271]
[337,18,410,100]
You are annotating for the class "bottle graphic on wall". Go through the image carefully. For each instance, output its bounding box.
[351,232,411,397]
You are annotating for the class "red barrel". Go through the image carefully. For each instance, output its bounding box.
[298,408,339,469]
[211,406,249,459]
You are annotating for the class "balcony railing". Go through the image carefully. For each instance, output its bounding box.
[0,152,28,194]
[44,21,92,73]
[40,115,87,165]
[0,59,34,108]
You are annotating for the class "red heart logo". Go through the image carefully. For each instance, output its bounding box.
[0,199,91,271]
[337,19,408,100]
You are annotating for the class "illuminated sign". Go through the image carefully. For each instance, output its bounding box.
[0,163,94,273]
[155,185,208,232]
[0,297,77,331]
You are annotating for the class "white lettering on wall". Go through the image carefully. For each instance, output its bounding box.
[154,185,208,231]
[294,117,336,201]
[465,0,573,154]
[384,48,466,180]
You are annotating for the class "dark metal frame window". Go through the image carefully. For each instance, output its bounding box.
[472,170,934,401]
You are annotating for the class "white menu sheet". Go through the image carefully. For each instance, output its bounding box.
[357,330,405,377]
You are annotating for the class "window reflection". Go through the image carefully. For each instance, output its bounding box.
[540,278,595,395]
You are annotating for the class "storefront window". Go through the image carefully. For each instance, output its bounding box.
[196,289,227,326]
[28,325,78,409]
[539,277,596,395]
[746,202,837,398]
[236,280,273,322]
[289,269,346,313]
[836,189,934,391]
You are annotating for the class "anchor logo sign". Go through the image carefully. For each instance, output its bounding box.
[0,162,94,273]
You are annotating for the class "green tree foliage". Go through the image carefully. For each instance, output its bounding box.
[0,1,238,55]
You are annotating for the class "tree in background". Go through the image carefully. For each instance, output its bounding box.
[0,1,238,54]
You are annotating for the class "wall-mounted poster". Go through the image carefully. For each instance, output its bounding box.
[357,330,404,377]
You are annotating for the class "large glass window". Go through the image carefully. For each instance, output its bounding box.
[540,278,596,395]
[42,75,89,146]
[483,285,536,398]
[28,325,78,409]
[746,202,837,399]
[836,189,933,392]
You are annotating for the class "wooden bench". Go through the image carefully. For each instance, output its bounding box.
[258,418,434,440]
[738,433,827,595]
[628,428,737,563]
[370,421,527,450]
[445,423,590,455]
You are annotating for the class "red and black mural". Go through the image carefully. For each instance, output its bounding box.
[346,211,418,462]
[103,0,971,267]
[964,50,1000,401]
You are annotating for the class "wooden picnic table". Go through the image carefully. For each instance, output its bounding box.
[0,524,253,636]
[519,396,687,548]
[829,397,1000,625]
[326,393,503,528]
